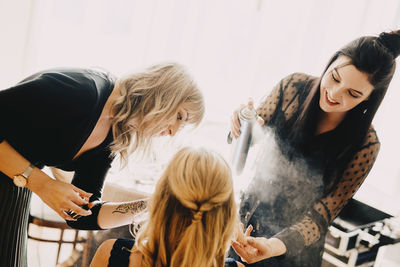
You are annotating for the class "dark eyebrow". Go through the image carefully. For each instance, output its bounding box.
[334,67,364,96]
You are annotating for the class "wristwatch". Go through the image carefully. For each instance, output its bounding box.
[13,164,35,188]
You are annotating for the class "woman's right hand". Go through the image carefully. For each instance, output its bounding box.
[230,100,264,139]
[27,169,93,220]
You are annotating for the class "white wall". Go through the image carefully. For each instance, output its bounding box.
[1,0,400,214]
[0,0,34,86]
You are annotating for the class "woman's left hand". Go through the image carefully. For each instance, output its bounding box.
[232,223,286,264]
[232,235,274,264]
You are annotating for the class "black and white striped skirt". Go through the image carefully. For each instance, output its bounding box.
[0,172,32,267]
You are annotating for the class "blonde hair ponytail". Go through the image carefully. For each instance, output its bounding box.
[135,147,237,267]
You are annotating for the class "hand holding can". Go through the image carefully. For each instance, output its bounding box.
[231,101,257,175]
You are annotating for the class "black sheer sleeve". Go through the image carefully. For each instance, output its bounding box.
[274,128,380,257]
[256,73,311,125]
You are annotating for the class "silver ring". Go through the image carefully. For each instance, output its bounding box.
[66,210,75,216]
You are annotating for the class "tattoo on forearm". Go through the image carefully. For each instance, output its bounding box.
[112,200,147,215]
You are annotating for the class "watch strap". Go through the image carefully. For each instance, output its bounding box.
[21,164,35,179]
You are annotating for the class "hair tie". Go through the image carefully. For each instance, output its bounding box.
[192,210,203,224]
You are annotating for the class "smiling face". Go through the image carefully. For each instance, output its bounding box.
[319,56,374,121]
[159,107,189,137]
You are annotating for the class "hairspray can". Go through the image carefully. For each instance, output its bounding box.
[230,105,257,175]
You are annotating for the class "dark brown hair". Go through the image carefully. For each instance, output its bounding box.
[290,30,400,192]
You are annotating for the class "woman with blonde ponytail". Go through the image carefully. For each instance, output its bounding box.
[90,147,244,267]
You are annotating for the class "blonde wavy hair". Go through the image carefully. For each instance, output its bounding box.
[135,147,237,267]
[109,63,205,166]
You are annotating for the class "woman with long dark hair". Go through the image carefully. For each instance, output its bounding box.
[229,30,400,266]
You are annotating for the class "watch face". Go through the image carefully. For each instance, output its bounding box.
[13,175,27,187]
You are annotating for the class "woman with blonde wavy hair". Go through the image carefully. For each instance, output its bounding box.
[0,62,204,266]
[90,147,244,267]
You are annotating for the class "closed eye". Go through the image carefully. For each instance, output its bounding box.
[331,72,339,83]
[348,90,360,98]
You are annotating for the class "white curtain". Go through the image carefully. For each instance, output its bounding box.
[2,0,400,213]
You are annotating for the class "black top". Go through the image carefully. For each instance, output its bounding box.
[234,73,380,266]
[108,238,135,267]
[108,238,239,267]
[0,67,116,230]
